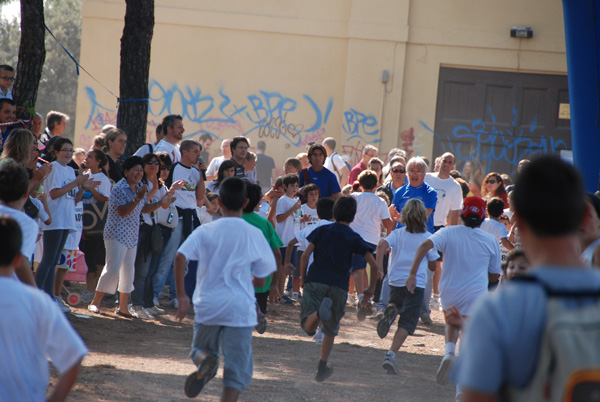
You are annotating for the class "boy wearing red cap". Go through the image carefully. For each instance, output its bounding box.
[405,196,501,392]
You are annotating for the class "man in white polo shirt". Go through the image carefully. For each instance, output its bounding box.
[154,114,184,164]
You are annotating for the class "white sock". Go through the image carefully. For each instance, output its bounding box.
[445,342,456,356]
[386,350,395,358]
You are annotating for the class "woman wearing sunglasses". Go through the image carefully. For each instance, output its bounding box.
[481,172,508,205]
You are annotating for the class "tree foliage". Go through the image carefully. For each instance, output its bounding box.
[0,0,81,139]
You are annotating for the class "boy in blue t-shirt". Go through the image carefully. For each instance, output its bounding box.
[299,196,379,382]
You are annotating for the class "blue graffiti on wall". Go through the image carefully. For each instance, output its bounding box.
[420,106,568,172]
[83,79,378,147]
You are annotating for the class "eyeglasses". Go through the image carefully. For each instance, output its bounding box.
[392,168,406,174]
[0,76,15,81]
[59,148,74,153]
[146,160,160,165]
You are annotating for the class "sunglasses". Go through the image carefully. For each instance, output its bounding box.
[392,168,406,174]
[146,160,160,165]
[161,165,171,171]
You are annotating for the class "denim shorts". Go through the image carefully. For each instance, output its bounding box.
[190,323,254,392]
[300,282,346,337]
[389,285,424,335]
[350,241,377,270]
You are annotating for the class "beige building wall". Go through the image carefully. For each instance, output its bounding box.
[75,0,566,171]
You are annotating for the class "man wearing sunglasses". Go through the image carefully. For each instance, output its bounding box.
[0,65,15,100]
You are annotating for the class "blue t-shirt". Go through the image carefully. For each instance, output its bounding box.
[453,266,600,393]
[392,182,437,233]
[305,222,374,291]
[299,167,341,198]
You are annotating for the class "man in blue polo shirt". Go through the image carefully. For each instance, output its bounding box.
[299,144,340,199]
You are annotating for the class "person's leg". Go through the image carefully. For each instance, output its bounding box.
[186,323,221,398]
[131,225,152,307]
[315,285,346,382]
[221,326,253,400]
[35,229,69,296]
[437,309,462,385]
[433,261,442,295]
[153,222,182,301]
[420,267,433,323]
[92,238,127,308]
[319,333,335,361]
[376,274,390,312]
[117,245,137,314]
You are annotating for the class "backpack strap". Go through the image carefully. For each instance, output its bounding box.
[513,275,600,298]
[301,168,311,185]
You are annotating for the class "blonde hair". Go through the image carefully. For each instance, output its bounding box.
[1,129,35,165]
[401,198,428,233]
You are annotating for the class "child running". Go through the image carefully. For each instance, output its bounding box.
[375,199,440,375]
[299,196,379,382]
[174,177,276,401]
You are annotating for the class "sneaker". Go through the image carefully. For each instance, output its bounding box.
[383,354,400,375]
[280,294,295,304]
[346,293,357,306]
[169,298,179,309]
[368,309,385,320]
[153,297,160,307]
[313,326,324,346]
[255,303,267,334]
[430,293,442,311]
[377,305,398,339]
[420,314,433,325]
[318,297,333,322]
[55,296,71,313]
[315,364,334,382]
[184,353,218,398]
[131,305,154,320]
[146,305,165,315]
[436,353,455,385]
[292,292,301,302]
[88,304,100,314]
[80,290,94,304]
[357,299,373,321]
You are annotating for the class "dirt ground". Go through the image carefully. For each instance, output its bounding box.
[53,286,457,402]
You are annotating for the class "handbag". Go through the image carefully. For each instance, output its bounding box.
[156,202,178,229]
[149,213,163,254]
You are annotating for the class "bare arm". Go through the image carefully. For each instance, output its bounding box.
[15,255,36,287]
[426,208,434,219]
[276,201,300,223]
[300,243,315,287]
[405,239,434,293]
[49,173,88,200]
[46,358,82,402]
[500,237,514,250]
[375,240,389,277]
[461,389,496,402]
[382,218,395,235]
[448,209,459,226]
[363,252,379,295]
[269,248,283,303]
[175,252,190,321]
[339,166,349,188]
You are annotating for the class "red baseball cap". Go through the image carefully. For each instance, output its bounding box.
[461,196,486,221]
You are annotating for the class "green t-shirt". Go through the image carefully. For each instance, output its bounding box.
[242,212,283,293]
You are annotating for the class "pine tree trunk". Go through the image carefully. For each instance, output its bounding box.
[118,0,154,155]
[13,0,45,109]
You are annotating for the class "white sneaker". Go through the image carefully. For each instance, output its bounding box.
[131,305,154,320]
[436,353,455,385]
[430,294,442,311]
[55,296,71,313]
[88,304,100,314]
[291,292,300,302]
[313,326,324,346]
[146,306,165,315]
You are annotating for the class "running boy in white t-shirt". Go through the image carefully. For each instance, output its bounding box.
[480,197,514,264]
[275,173,304,302]
[175,177,276,401]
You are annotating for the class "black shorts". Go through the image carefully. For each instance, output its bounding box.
[389,285,424,335]
[79,237,106,273]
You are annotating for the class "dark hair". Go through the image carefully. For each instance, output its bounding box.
[181,139,201,153]
[0,64,14,73]
[88,149,108,176]
[358,170,378,191]
[161,114,182,134]
[206,192,219,202]
[0,160,29,203]
[455,177,470,199]
[460,213,484,228]
[482,172,507,199]
[156,124,163,136]
[333,196,357,223]
[282,173,299,187]
[514,156,585,236]
[142,153,161,183]
[215,160,236,189]
[230,136,249,152]
[244,183,263,213]
[219,177,247,211]
[486,197,505,218]
[0,98,15,110]
[53,137,73,157]
[199,133,213,142]
[122,155,143,172]
[156,151,172,169]
[308,144,327,163]
[302,183,320,199]
[449,170,463,179]
[0,216,22,266]
[316,198,334,220]
[46,110,68,131]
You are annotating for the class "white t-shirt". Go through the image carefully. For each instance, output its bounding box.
[480,218,508,241]
[177,217,276,326]
[349,191,391,245]
[154,140,181,164]
[293,219,334,272]
[82,171,112,204]
[141,183,166,226]
[63,202,83,250]
[0,277,88,402]
[429,225,501,315]
[206,180,219,195]
[0,205,39,261]
[206,155,225,178]
[425,173,463,227]
[170,163,201,210]
[29,197,49,225]
[276,195,300,243]
[196,205,213,225]
[298,204,318,250]
[42,162,77,232]
[133,143,155,158]
[324,152,346,183]
[385,228,439,288]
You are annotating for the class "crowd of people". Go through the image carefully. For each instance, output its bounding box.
[1,66,600,401]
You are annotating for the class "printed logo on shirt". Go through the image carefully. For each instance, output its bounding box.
[65,180,77,199]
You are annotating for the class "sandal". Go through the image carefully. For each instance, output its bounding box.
[115,308,136,319]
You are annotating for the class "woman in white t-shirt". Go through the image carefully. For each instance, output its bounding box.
[35,138,97,297]
[79,149,112,300]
